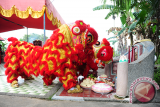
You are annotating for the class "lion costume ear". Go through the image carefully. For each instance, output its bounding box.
[7,37,18,43]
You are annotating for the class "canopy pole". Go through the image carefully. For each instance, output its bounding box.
[43,11,46,45]
[27,27,28,42]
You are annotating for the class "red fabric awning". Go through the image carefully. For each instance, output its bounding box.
[0,0,65,33]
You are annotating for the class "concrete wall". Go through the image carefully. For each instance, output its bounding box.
[127,41,155,94]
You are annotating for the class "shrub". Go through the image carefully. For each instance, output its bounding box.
[154,68,160,86]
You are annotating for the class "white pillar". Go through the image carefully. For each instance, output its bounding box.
[116,56,128,97]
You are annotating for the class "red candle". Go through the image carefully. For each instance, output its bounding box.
[128,46,130,63]
[131,46,135,62]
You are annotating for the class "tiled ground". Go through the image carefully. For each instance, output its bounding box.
[59,87,116,98]
[0,76,59,96]
[0,63,5,76]
[0,63,59,97]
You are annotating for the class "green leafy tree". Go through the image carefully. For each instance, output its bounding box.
[154,68,160,85]
[93,0,138,46]
[129,0,160,57]
[94,0,160,49]
[19,34,30,42]
[107,27,128,54]
[19,33,48,44]
[0,41,7,52]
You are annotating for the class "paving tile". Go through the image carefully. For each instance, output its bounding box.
[77,93,84,97]
[83,89,91,95]
[59,85,116,99]
[83,94,90,97]
[0,65,59,97]
[67,93,78,97]
[60,90,67,96]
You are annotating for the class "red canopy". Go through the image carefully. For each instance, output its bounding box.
[0,0,65,33]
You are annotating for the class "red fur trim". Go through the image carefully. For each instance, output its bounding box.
[71,20,87,35]
[102,38,110,46]
[86,57,98,71]
[7,37,18,43]
[75,20,87,32]
[52,29,60,37]
[87,27,98,46]
[5,66,19,75]
[42,74,56,86]
[63,79,77,90]
[4,39,43,80]
[59,71,76,81]
[5,66,19,83]
[7,76,18,83]
[75,44,86,60]
[84,46,94,57]
[82,65,90,78]
[4,47,19,66]
[97,46,113,61]
[39,30,75,78]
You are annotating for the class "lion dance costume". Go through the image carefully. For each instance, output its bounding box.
[93,39,113,67]
[4,20,113,91]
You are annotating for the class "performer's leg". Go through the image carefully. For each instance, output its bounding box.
[59,68,77,90]
[42,74,56,85]
[19,72,34,80]
[5,68,19,88]
[4,57,19,88]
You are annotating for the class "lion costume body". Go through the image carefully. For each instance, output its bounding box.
[4,20,113,90]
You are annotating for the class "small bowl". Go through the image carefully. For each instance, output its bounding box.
[80,84,92,89]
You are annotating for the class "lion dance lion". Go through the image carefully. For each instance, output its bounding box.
[4,20,113,92]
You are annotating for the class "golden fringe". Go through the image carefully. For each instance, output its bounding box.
[0,5,62,28]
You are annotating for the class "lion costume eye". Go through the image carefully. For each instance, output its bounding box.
[93,41,101,48]
[96,41,100,46]
[87,32,93,44]
[101,49,107,57]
